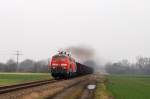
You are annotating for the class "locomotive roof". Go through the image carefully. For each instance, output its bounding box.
[53,54,75,61]
[53,54,67,57]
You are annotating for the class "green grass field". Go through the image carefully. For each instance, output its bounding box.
[0,72,51,86]
[107,75,150,99]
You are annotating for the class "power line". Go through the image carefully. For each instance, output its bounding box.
[14,51,23,65]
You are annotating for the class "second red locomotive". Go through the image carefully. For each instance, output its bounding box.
[49,50,93,79]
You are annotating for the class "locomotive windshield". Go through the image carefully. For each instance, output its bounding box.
[53,55,67,60]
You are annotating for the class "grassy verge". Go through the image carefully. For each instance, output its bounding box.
[94,75,113,99]
[0,72,51,85]
[106,75,150,99]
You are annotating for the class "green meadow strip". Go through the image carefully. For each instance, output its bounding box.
[106,75,150,99]
[0,73,51,85]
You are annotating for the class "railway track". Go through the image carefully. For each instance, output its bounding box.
[0,79,56,94]
[0,75,96,99]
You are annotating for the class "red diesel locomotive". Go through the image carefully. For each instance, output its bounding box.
[49,51,93,79]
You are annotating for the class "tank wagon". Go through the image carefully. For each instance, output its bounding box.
[49,51,93,79]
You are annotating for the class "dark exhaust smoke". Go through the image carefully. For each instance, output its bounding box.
[66,45,95,62]
[66,45,99,72]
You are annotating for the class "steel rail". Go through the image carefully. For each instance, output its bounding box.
[0,79,56,94]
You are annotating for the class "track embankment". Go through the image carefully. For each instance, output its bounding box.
[36,75,94,99]
[48,74,97,99]
[0,79,56,99]
[0,74,109,99]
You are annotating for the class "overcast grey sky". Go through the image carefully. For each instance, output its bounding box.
[0,0,149,63]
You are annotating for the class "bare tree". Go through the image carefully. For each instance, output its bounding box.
[105,57,150,75]
[6,59,17,72]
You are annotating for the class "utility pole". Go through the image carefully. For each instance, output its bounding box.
[14,51,22,66]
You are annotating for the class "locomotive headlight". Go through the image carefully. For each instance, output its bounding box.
[61,64,67,66]
[52,63,58,66]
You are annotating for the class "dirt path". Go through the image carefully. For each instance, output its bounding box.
[80,81,96,99]
[51,81,87,99]
[50,74,97,99]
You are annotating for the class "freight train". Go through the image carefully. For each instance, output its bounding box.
[49,51,93,79]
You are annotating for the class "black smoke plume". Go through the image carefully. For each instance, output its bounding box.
[66,45,95,62]
[65,45,101,72]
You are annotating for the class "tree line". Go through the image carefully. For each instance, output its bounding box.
[0,59,49,73]
[105,56,150,75]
